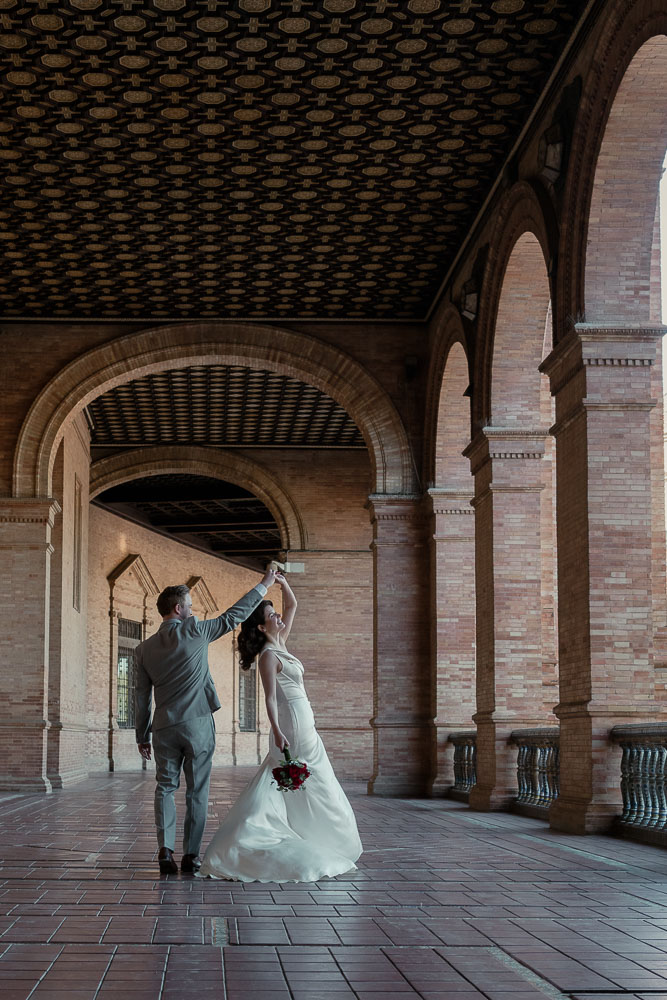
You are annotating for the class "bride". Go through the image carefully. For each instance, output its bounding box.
[198,573,362,882]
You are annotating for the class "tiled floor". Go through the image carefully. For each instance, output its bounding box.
[2,770,667,999]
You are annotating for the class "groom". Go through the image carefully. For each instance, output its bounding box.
[135,568,277,874]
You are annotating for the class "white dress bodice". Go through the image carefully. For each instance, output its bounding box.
[264,644,308,703]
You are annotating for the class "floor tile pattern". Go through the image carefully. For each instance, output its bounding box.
[2,769,667,999]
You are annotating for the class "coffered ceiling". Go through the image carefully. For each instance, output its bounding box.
[1,0,588,321]
[87,363,366,454]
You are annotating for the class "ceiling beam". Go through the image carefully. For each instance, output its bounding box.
[152,521,278,531]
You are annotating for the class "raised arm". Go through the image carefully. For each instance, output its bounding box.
[258,647,289,752]
[275,573,297,643]
[201,568,278,642]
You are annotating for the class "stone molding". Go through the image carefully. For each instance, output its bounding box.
[366,494,422,524]
[107,553,159,598]
[464,428,549,475]
[0,717,50,729]
[427,488,474,517]
[540,324,664,396]
[0,498,61,526]
[554,699,665,721]
[432,508,474,516]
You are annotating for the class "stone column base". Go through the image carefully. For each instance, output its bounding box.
[0,774,53,793]
[368,773,432,797]
[549,795,620,835]
[468,782,517,812]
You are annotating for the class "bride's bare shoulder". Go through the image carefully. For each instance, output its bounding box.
[258,645,282,671]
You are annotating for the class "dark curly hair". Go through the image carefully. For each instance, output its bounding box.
[238,600,273,670]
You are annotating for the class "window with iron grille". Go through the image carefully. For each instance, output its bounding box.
[239,663,257,732]
[117,618,142,729]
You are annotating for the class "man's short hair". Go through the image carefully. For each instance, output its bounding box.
[157,585,190,618]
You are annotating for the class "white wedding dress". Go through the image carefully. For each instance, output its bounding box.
[199,643,362,883]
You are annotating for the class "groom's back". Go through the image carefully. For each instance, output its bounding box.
[135,618,214,732]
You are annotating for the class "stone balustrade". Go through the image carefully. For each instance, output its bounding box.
[448,731,477,799]
[509,728,560,816]
[611,724,667,846]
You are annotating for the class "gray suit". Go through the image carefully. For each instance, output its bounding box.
[134,585,265,855]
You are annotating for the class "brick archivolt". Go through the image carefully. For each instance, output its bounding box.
[12,322,415,499]
[89,444,306,553]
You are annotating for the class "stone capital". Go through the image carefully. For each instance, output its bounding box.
[426,488,474,517]
[540,323,665,396]
[0,497,61,527]
[463,427,550,475]
[366,493,422,524]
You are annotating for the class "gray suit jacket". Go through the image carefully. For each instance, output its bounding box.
[134,585,265,744]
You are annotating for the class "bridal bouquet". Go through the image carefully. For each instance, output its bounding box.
[272,747,311,792]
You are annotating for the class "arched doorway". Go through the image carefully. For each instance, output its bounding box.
[468,228,556,811]
[7,325,417,790]
[429,331,476,796]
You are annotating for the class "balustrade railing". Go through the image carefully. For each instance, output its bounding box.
[509,728,560,811]
[448,731,476,794]
[611,725,667,837]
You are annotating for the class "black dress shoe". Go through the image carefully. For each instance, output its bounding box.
[181,853,202,873]
[158,847,178,874]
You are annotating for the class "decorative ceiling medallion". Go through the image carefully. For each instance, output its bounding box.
[0,0,586,319]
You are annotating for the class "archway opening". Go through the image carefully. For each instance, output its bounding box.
[585,36,667,325]
[490,231,557,719]
[585,36,667,701]
[73,353,375,782]
[430,339,476,795]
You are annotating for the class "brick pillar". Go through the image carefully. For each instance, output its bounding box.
[541,324,665,833]
[367,495,431,796]
[464,430,550,810]
[427,489,476,796]
[0,498,61,792]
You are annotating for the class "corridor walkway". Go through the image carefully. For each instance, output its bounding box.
[2,769,667,1000]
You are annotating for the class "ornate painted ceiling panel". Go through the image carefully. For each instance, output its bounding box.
[0,0,586,320]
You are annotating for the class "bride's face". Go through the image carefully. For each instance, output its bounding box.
[260,604,284,638]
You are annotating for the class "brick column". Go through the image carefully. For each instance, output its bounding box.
[367,495,431,796]
[427,489,476,796]
[541,324,665,833]
[464,429,550,810]
[0,498,61,792]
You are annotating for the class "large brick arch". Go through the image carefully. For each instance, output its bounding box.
[13,323,415,498]
[423,303,471,488]
[558,1,667,323]
[89,445,307,553]
[474,182,553,428]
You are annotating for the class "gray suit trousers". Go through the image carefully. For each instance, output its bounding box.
[152,715,216,855]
